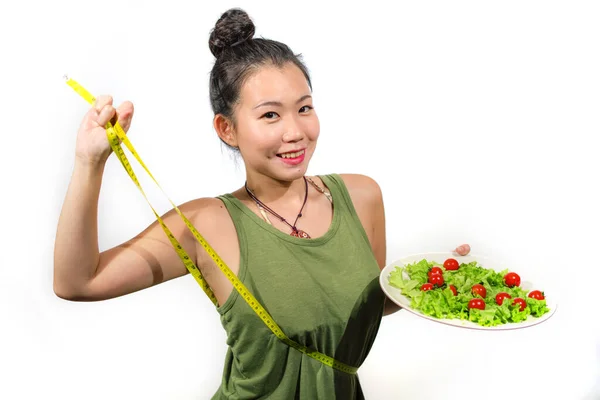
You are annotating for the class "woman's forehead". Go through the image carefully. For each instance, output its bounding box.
[240,64,310,106]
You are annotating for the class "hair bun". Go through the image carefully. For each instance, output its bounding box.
[209,8,255,59]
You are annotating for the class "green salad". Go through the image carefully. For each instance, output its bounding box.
[388,258,550,327]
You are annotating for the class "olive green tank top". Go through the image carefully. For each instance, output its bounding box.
[212,174,385,399]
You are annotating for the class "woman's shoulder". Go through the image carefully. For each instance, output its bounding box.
[319,173,382,201]
[178,196,235,228]
[182,196,239,252]
[337,173,380,189]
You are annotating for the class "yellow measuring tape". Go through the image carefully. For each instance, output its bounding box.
[65,76,358,375]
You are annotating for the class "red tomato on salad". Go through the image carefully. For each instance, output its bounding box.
[443,258,459,271]
[504,272,521,288]
[468,298,486,310]
[428,267,443,278]
[428,274,444,286]
[528,290,545,300]
[471,284,487,298]
[448,285,457,296]
[495,292,512,306]
[512,298,527,312]
[421,283,434,291]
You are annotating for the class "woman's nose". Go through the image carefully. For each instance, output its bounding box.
[282,117,304,142]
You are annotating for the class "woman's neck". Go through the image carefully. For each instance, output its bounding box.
[244,173,307,205]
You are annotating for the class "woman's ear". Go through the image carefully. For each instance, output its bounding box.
[213,114,238,148]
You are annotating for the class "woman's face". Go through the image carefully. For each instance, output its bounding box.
[232,63,320,182]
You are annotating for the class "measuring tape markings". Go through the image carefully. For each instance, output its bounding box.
[64,76,358,375]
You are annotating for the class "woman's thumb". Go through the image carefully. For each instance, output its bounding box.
[116,101,135,133]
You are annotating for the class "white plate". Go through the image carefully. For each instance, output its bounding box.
[380,252,558,330]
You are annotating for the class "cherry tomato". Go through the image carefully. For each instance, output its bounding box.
[421,283,434,291]
[512,298,527,312]
[495,292,512,306]
[444,258,459,271]
[471,284,487,298]
[528,290,545,300]
[468,298,486,310]
[428,274,444,286]
[448,285,457,296]
[504,272,521,288]
[428,267,443,278]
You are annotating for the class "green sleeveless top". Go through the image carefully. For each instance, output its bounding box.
[212,174,385,399]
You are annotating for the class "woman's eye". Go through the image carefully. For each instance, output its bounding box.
[262,111,279,119]
[300,105,313,113]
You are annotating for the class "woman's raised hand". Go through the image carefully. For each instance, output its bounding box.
[75,95,134,165]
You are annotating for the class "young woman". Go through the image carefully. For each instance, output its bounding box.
[54,8,471,399]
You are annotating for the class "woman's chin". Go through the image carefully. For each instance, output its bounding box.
[275,154,312,175]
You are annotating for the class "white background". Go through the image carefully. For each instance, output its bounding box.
[1,1,599,399]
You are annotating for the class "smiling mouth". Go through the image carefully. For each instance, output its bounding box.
[277,149,305,159]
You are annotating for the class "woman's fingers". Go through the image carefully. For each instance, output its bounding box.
[93,95,113,111]
[91,98,134,134]
[96,104,117,127]
[90,95,115,127]
[455,244,471,256]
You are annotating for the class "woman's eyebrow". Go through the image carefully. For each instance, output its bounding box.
[253,94,312,109]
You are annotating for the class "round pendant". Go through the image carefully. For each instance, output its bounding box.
[291,229,311,239]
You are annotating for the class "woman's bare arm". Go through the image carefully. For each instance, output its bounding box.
[53,157,209,302]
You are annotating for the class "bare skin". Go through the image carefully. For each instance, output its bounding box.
[53,63,470,319]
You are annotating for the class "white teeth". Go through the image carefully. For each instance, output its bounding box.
[281,150,304,159]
